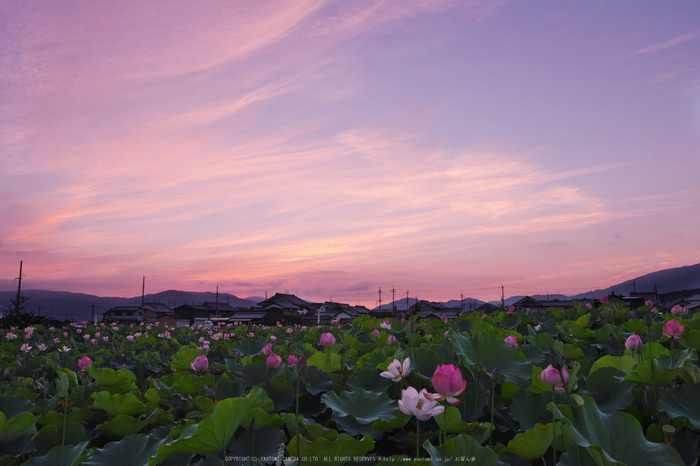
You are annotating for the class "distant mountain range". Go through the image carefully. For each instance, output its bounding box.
[0,289,260,322]
[2,262,698,321]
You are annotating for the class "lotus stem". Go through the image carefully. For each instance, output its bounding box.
[489,386,496,445]
[552,387,556,466]
[416,419,420,459]
[296,375,301,463]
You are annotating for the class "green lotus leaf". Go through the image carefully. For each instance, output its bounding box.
[658,384,700,430]
[36,407,93,428]
[564,321,595,339]
[286,432,374,466]
[86,366,139,394]
[228,426,287,458]
[262,378,295,412]
[409,346,444,379]
[347,366,392,392]
[589,355,638,376]
[0,396,32,419]
[238,361,284,388]
[172,373,205,397]
[169,348,206,372]
[98,411,157,438]
[307,351,341,374]
[659,348,698,370]
[92,391,147,418]
[372,411,411,434]
[561,344,585,361]
[23,442,88,466]
[334,415,383,439]
[231,339,269,356]
[680,329,700,350]
[356,346,393,370]
[423,434,507,466]
[510,390,554,430]
[552,396,684,465]
[504,423,553,460]
[433,406,492,442]
[581,367,634,413]
[621,320,648,335]
[0,411,36,442]
[82,434,171,466]
[33,423,88,456]
[148,387,272,465]
[300,366,333,396]
[321,388,396,424]
[623,358,678,386]
[452,332,532,386]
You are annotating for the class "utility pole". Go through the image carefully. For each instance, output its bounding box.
[654,283,659,307]
[632,279,636,294]
[391,286,396,311]
[91,301,95,324]
[501,284,505,310]
[141,276,145,306]
[15,261,23,314]
[406,290,409,312]
[461,293,464,313]
[378,287,382,311]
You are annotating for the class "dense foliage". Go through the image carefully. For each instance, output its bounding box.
[1,302,699,465]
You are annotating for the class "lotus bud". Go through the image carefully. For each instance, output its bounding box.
[549,347,564,371]
[644,312,654,327]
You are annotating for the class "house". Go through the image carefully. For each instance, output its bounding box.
[103,302,173,324]
[302,301,370,324]
[229,308,286,326]
[255,293,318,323]
[409,300,462,320]
[475,303,499,314]
[512,296,574,312]
[592,293,645,310]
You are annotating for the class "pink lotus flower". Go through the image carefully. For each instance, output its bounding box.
[398,387,445,421]
[20,343,32,352]
[425,364,467,405]
[586,303,593,309]
[37,343,47,351]
[508,305,516,312]
[266,353,282,369]
[262,343,273,356]
[288,355,298,366]
[380,358,411,382]
[652,308,659,314]
[190,355,209,372]
[671,305,688,315]
[78,355,92,371]
[645,300,654,307]
[380,320,392,329]
[372,329,381,338]
[320,332,336,348]
[5,333,16,340]
[504,335,518,347]
[625,334,643,352]
[126,335,134,341]
[387,335,397,345]
[541,364,569,393]
[600,296,609,304]
[663,320,685,340]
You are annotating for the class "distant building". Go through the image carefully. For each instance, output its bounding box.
[103,302,173,324]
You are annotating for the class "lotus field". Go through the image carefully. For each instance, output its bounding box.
[1,302,700,465]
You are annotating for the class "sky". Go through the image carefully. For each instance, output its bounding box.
[1,0,699,307]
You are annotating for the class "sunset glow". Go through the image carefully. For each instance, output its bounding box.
[2,1,699,306]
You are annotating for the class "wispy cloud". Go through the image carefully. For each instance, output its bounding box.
[627,30,700,57]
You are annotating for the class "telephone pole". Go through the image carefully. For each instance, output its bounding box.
[406,290,410,312]
[501,284,505,309]
[15,261,23,314]
[378,287,382,310]
[391,286,396,312]
[141,276,145,306]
